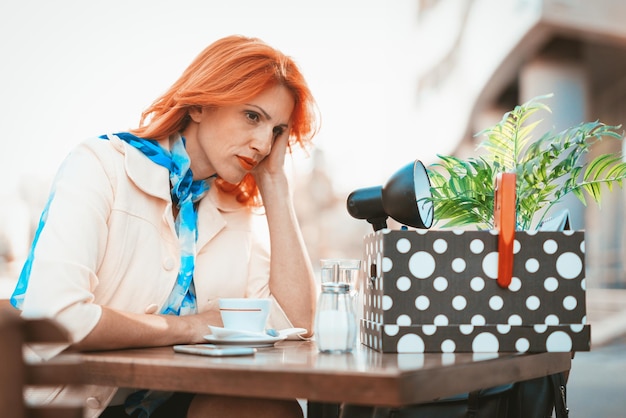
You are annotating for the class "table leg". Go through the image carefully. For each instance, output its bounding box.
[307,401,340,418]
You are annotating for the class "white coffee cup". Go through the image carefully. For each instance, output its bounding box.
[218,298,271,333]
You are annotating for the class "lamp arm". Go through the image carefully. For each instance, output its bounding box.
[367,217,388,231]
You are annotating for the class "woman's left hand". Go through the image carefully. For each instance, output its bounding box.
[251,132,316,334]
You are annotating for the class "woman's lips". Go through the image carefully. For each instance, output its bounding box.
[237,156,257,171]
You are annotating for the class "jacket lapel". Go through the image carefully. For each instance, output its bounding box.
[108,133,231,250]
[108,133,172,202]
[196,185,227,251]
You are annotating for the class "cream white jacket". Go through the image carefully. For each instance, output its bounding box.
[19,134,293,417]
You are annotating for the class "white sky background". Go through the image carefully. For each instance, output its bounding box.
[0,0,445,197]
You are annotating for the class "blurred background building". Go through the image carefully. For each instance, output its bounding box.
[411,0,626,289]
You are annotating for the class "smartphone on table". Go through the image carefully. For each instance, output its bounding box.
[173,344,256,357]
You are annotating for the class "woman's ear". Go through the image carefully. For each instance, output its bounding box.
[188,106,204,123]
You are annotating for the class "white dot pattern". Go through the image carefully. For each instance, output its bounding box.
[433,276,448,291]
[361,230,590,353]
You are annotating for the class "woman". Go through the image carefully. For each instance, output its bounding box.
[11,35,319,418]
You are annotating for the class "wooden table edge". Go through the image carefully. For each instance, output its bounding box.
[77,346,571,407]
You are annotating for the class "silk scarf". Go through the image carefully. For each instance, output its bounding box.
[107,133,210,417]
[106,132,210,316]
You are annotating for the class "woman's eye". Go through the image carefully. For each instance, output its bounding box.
[245,111,260,122]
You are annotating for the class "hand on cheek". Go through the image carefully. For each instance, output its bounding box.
[255,135,289,177]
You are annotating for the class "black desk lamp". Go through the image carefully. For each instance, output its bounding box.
[346,160,434,231]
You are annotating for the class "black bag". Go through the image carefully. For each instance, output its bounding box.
[338,373,568,418]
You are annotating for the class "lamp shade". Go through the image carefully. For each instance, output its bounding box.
[346,160,434,231]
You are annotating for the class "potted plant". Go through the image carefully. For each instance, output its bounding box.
[427,94,626,230]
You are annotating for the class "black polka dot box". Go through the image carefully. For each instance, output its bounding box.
[359,229,590,353]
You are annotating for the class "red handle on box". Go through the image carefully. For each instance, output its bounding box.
[493,173,516,288]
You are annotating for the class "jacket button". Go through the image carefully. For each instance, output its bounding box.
[163,257,176,271]
[144,304,159,314]
[86,397,101,409]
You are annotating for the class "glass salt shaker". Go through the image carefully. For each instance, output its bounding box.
[314,282,357,353]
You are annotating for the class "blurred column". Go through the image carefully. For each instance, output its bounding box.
[518,41,624,288]
[518,42,589,231]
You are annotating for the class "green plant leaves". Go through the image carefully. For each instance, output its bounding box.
[428,156,496,229]
[427,95,626,230]
[476,96,552,171]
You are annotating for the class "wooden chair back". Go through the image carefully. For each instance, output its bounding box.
[0,307,84,418]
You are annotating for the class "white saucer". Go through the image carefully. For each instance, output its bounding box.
[208,325,272,340]
[203,334,287,348]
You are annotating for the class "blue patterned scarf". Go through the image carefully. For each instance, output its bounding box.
[108,132,210,316]
[107,133,210,417]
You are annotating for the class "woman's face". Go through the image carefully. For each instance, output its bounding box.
[184,84,295,183]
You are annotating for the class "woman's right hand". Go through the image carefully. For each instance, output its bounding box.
[184,309,224,343]
[73,306,225,351]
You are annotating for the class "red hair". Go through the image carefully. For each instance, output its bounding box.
[131,35,319,206]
